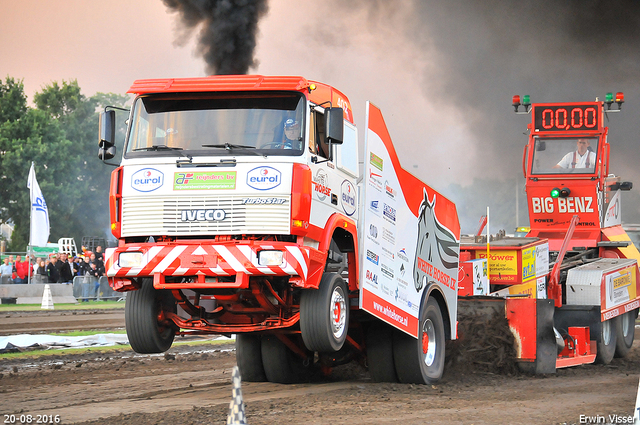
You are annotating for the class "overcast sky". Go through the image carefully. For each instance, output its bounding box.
[3,0,640,232]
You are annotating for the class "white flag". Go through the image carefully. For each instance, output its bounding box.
[27,162,50,246]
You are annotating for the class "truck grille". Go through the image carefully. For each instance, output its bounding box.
[121,195,291,236]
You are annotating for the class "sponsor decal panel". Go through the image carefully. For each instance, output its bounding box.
[365,270,379,286]
[382,227,395,245]
[341,180,357,216]
[383,203,396,224]
[132,168,164,192]
[174,172,236,190]
[384,180,396,199]
[369,200,380,216]
[313,169,331,201]
[370,152,383,171]
[366,250,379,265]
[381,263,394,280]
[247,166,281,190]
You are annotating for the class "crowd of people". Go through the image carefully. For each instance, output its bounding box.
[0,246,105,285]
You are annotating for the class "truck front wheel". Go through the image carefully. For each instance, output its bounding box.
[393,296,445,384]
[125,278,176,354]
[300,273,349,353]
[236,334,267,382]
[614,310,637,358]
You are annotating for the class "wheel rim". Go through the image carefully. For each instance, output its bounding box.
[331,286,347,339]
[422,319,437,367]
[602,319,612,345]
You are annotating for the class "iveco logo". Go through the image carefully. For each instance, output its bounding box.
[181,209,226,221]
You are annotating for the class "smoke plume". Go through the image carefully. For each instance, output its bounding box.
[163,0,268,75]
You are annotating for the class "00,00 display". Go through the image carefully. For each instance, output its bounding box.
[534,105,600,132]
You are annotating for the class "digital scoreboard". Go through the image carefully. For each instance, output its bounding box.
[533,103,602,132]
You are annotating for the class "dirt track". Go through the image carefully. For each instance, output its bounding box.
[1,309,639,424]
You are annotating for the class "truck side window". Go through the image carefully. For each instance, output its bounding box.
[313,110,329,159]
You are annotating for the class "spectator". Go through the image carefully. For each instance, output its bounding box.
[46,255,60,283]
[13,255,29,284]
[0,257,13,284]
[90,253,105,274]
[33,257,42,275]
[37,260,47,278]
[86,261,103,299]
[95,246,104,262]
[76,256,89,277]
[58,253,73,284]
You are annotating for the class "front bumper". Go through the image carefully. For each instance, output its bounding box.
[104,241,325,291]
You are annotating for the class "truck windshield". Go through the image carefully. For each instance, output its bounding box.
[125,92,306,157]
[530,137,599,175]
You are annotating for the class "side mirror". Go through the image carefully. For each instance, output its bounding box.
[325,107,344,145]
[98,110,116,160]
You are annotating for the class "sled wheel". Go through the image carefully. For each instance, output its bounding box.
[366,322,398,382]
[236,334,267,382]
[595,318,617,365]
[393,297,445,384]
[300,273,349,353]
[261,335,309,384]
[614,310,637,358]
[125,278,176,354]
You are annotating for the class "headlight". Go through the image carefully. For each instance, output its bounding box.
[119,252,143,267]
[258,250,283,266]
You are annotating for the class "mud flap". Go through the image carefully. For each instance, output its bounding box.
[506,298,556,374]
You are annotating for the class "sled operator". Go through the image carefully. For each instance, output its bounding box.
[554,138,596,169]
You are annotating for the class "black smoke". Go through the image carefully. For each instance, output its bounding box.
[163,0,269,75]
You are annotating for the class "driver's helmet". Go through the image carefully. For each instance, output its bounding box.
[284,118,300,141]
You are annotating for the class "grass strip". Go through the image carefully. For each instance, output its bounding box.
[0,301,125,312]
[0,337,235,360]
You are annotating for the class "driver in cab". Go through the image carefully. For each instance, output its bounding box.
[554,138,596,169]
[281,118,302,150]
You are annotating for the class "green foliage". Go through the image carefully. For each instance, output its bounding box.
[0,77,130,251]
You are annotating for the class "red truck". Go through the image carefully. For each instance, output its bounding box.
[98,75,460,384]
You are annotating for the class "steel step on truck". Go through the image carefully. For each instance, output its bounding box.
[457,94,640,372]
[98,75,461,384]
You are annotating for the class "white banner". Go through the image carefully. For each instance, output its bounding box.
[27,163,50,246]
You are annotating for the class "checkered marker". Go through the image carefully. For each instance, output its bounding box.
[226,366,248,425]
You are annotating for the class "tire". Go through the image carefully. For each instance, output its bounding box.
[300,273,349,353]
[365,322,398,382]
[595,318,617,365]
[393,297,445,384]
[260,335,309,384]
[236,334,267,382]
[125,278,176,354]
[614,310,637,358]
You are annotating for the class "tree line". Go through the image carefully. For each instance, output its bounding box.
[0,77,128,251]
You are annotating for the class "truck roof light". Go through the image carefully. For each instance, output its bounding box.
[606,92,613,103]
[616,92,624,103]
[512,95,521,106]
[512,95,521,112]
[523,95,531,106]
[309,83,317,92]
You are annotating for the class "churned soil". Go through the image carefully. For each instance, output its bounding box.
[1,310,639,424]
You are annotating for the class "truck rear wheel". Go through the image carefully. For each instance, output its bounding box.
[365,322,398,382]
[595,318,617,365]
[614,310,637,358]
[300,273,349,353]
[393,296,445,384]
[261,335,309,384]
[125,278,176,354]
[236,334,267,382]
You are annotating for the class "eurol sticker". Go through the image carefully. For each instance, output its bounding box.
[131,168,164,192]
[247,166,281,191]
